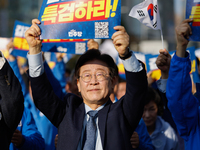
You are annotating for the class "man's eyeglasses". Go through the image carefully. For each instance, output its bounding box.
[79,72,109,83]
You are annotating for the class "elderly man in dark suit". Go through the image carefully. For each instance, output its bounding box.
[0,52,24,149]
[25,19,147,150]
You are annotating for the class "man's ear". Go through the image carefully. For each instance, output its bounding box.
[112,76,118,87]
[77,79,81,92]
[109,76,117,92]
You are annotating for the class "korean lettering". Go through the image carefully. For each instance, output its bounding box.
[41,0,114,25]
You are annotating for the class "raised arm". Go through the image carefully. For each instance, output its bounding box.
[156,49,171,80]
[166,19,198,140]
[112,26,148,130]
[155,50,179,132]
[25,19,66,127]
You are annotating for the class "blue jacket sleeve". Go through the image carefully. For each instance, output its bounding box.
[18,108,45,150]
[135,119,155,150]
[51,59,66,94]
[166,52,200,140]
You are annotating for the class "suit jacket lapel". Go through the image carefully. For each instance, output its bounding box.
[73,102,85,149]
[98,100,112,148]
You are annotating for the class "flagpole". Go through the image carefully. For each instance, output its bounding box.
[160,29,164,50]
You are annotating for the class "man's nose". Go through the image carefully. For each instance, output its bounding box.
[90,75,98,83]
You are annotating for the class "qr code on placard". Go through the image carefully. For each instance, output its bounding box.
[95,22,109,38]
[75,43,86,54]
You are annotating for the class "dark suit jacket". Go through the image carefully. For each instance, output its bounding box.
[30,63,147,150]
[0,60,24,150]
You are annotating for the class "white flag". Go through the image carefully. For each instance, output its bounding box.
[129,0,161,30]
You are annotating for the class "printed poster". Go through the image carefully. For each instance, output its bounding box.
[38,0,121,39]
[11,20,88,58]
[11,20,30,57]
[42,39,88,54]
[186,0,200,41]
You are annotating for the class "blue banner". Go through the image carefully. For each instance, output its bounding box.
[11,20,30,57]
[42,39,88,54]
[186,0,200,41]
[188,46,200,83]
[145,47,200,82]
[38,0,121,39]
[11,20,88,58]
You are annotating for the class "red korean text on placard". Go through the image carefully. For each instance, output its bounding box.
[190,4,200,26]
[41,0,118,25]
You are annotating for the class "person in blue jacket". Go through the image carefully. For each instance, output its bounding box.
[166,18,200,150]
[155,49,185,150]
[131,118,155,150]
[9,107,45,150]
[142,87,179,150]
[7,40,60,150]
[9,56,59,150]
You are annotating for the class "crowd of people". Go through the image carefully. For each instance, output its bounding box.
[0,17,199,150]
